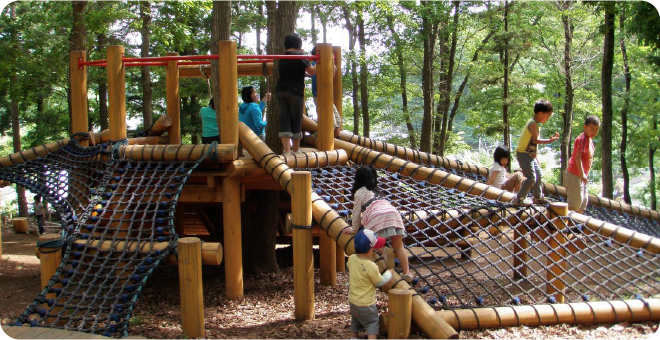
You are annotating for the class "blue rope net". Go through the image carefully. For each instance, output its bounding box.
[0,135,213,338]
[308,164,660,310]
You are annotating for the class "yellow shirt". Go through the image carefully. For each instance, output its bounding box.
[347,254,392,307]
[516,118,540,154]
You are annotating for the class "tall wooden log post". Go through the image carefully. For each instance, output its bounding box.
[320,232,337,286]
[513,216,530,280]
[336,189,346,273]
[70,51,89,147]
[546,202,569,303]
[292,172,314,321]
[223,176,243,299]
[166,52,181,145]
[388,288,412,339]
[316,43,334,152]
[38,233,62,323]
[218,41,238,158]
[333,46,342,128]
[177,237,204,339]
[107,46,127,141]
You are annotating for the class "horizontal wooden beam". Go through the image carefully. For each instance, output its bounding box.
[227,149,348,177]
[438,298,660,330]
[117,144,236,163]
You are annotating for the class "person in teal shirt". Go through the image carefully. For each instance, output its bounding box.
[239,86,270,139]
[200,98,219,144]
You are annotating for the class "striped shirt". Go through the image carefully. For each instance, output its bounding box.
[351,187,404,234]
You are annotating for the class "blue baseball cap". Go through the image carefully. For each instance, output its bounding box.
[354,229,387,253]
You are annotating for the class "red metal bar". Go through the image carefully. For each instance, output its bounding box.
[237,59,274,64]
[122,55,218,62]
[236,54,318,60]
[79,59,107,66]
[124,62,167,67]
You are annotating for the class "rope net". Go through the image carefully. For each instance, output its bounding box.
[0,135,211,338]
[308,164,660,310]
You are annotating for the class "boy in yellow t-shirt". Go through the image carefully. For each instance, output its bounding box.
[347,229,393,339]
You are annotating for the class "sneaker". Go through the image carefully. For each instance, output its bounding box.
[401,272,414,283]
[512,196,532,207]
[533,196,549,205]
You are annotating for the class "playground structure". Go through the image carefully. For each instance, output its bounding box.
[0,40,658,339]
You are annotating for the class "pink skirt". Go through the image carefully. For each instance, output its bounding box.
[362,200,405,235]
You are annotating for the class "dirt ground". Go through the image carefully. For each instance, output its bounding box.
[0,222,658,339]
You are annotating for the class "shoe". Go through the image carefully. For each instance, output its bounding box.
[401,272,414,283]
[512,196,531,207]
[533,196,549,205]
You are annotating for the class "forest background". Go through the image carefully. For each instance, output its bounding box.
[0,0,659,220]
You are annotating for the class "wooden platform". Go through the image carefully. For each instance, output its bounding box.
[2,326,148,340]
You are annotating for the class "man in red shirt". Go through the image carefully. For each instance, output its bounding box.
[565,115,600,213]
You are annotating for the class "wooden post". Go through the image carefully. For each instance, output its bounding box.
[292,171,314,321]
[316,43,334,151]
[13,217,27,233]
[222,176,243,299]
[319,232,336,286]
[546,202,569,303]
[218,41,238,156]
[332,46,342,130]
[513,223,529,280]
[388,288,412,339]
[38,234,62,290]
[177,237,204,339]
[107,45,127,141]
[70,51,89,147]
[166,52,182,145]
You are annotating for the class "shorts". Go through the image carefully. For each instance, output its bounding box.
[502,172,524,192]
[201,136,220,144]
[349,303,380,335]
[277,91,304,139]
[565,171,588,211]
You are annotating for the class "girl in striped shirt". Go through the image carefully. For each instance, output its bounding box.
[345,166,413,282]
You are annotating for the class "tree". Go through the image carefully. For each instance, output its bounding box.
[601,2,615,199]
[559,0,575,185]
[419,1,438,153]
[437,1,459,156]
[618,3,631,204]
[341,4,360,135]
[357,8,370,137]
[140,1,153,129]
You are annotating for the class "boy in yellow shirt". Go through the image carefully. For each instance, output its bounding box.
[347,229,393,339]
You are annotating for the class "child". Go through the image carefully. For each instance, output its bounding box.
[486,146,524,193]
[565,115,600,213]
[275,33,316,154]
[33,195,44,235]
[200,98,219,144]
[347,229,393,340]
[513,100,560,206]
[239,86,271,140]
[345,166,414,282]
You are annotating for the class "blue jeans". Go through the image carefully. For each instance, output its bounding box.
[36,214,44,234]
[516,152,543,200]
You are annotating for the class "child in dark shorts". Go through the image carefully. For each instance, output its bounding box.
[275,33,316,154]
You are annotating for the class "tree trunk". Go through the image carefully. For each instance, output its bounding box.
[69,1,87,136]
[438,1,460,156]
[211,0,232,138]
[9,4,27,218]
[357,12,369,137]
[420,1,436,153]
[433,34,446,155]
[560,1,574,186]
[97,33,108,131]
[386,15,416,149]
[650,118,658,211]
[140,1,153,130]
[311,4,317,45]
[601,2,615,199]
[502,1,511,159]
[244,0,299,274]
[257,3,266,98]
[619,6,632,204]
[342,7,360,135]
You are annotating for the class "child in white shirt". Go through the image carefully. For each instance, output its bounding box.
[486,146,524,193]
